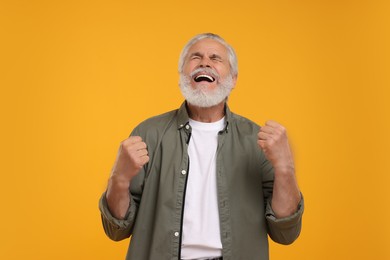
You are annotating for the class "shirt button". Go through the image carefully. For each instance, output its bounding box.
[174,231,179,237]
[181,170,187,175]
[185,125,190,130]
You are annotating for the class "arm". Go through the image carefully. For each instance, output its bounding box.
[258,121,304,244]
[99,136,149,240]
[106,136,149,219]
[258,120,301,217]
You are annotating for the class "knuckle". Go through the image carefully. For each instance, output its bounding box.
[122,138,132,148]
[120,140,127,147]
[130,136,142,143]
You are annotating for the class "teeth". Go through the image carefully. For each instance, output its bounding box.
[195,74,214,82]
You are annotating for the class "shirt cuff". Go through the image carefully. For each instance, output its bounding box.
[99,192,137,230]
[265,194,304,229]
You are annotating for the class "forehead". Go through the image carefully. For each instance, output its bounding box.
[187,38,228,57]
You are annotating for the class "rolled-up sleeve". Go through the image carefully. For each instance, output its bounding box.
[265,195,304,245]
[99,192,138,241]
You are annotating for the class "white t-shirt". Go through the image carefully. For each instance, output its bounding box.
[181,117,225,260]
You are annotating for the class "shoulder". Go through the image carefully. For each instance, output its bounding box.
[132,109,178,136]
[129,109,180,153]
[138,109,178,129]
[229,111,260,135]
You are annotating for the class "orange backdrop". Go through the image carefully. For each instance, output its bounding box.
[1,0,389,259]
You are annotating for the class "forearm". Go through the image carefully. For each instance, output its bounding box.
[106,174,132,220]
[99,191,134,241]
[271,166,301,218]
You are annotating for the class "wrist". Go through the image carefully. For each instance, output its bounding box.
[273,164,295,175]
[108,173,131,191]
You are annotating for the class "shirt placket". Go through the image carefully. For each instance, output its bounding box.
[172,123,192,260]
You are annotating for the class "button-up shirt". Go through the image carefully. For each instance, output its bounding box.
[99,102,304,260]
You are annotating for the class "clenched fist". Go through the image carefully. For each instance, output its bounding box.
[111,136,150,181]
[257,120,294,172]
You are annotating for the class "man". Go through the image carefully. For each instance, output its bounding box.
[99,33,304,260]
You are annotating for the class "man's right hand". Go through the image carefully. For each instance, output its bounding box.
[106,136,149,219]
[111,136,150,181]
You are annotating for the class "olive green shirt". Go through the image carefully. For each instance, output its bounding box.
[99,102,304,260]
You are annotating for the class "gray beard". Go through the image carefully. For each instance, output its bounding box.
[179,74,234,108]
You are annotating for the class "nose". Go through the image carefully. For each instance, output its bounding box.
[199,57,211,68]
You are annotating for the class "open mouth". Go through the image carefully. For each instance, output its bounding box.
[194,74,215,83]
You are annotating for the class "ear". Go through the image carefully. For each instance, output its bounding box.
[232,74,238,88]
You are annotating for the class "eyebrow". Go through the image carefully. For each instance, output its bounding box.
[189,52,203,58]
[189,52,223,60]
[209,54,222,60]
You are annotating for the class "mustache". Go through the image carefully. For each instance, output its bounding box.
[189,67,220,80]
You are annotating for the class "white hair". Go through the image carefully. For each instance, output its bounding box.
[178,33,238,77]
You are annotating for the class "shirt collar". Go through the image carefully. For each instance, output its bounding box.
[177,101,231,133]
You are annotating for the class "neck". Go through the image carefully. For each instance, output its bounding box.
[186,101,225,123]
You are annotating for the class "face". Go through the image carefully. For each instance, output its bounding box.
[179,38,237,107]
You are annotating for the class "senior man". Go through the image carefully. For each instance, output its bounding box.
[99,33,304,260]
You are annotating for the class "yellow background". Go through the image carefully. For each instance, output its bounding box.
[1,0,389,259]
